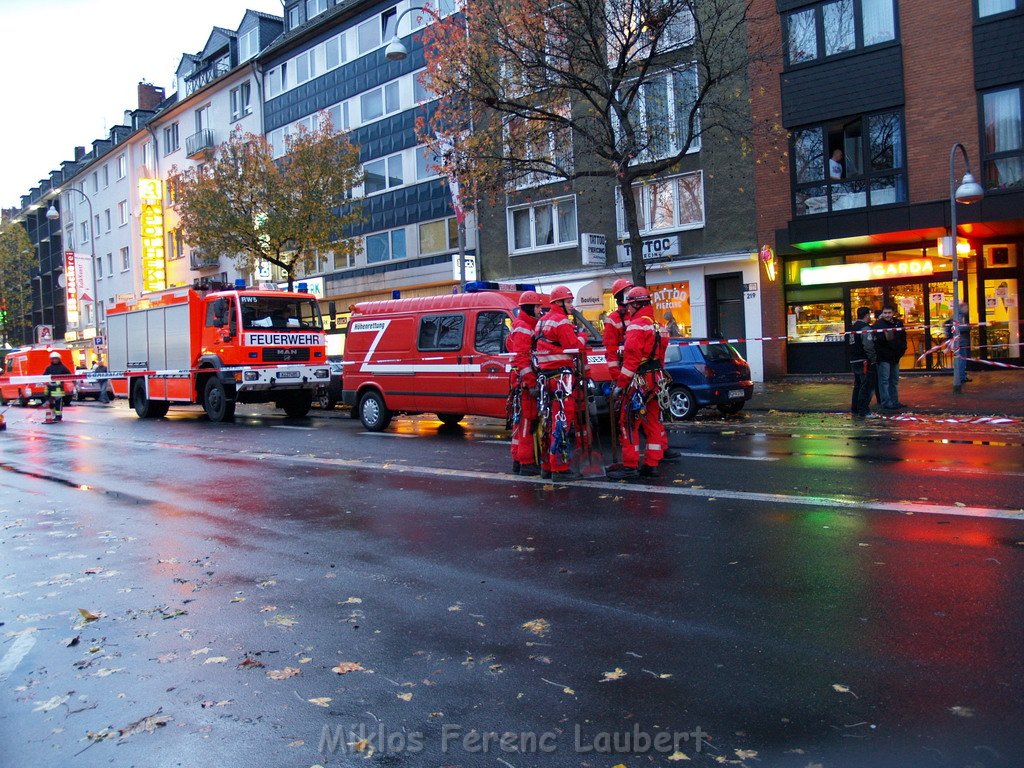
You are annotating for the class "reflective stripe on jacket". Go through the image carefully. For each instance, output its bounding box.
[506,312,539,385]
[618,305,668,385]
[534,306,585,370]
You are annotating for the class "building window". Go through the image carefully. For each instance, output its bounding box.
[96,255,103,279]
[166,176,178,206]
[288,5,301,29]
[102,165,109,187]
[94,214,101,237]
[325,33,347,69]
[238,27,259,62]
[791,111,906,215]
[982,85,1023,191]
[416,145,442,180]
[295,50,317,85]
[506,110,573,188]
[118,200,128,225]
[784,0,895,66]
[325,101,350,131]
[121,246,130,271]
[81,222,89,242]
[164,123,179,154]
[508,196,577,253]
[631,66,700,161]
[306,0,328,19]
[365,227,407,263]
[364,153,404,194]
[978,0,1018,16]
[107,253,113,275]
[92,172,99,192]
[117,154,126,179]
[142,141,155,170]
[359,81,400,122]
[418,217,459,254]
[166,229,184,260]
[358,7,397,55]
[267,64,288,99]
[104,209,111,232]
[230,81,253,121]
[615,171,705,235]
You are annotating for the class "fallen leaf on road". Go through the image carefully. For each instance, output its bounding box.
[339,597,362,605]
[204,656,228,665]
[397,692,413,701]
[332,661,365,675]
[160,608,188,620]
[64,636,80,648]
[298,656,312,664]
[448,605,462,612]
[156,653,178,663]
[94,668,124,677]
[288,740,304,747]
[735,749,758,759]
[258,579,277,588]
[77,608,100,622]
[351,739,374,756]
[954,502,966,507]
[563,687,575,695]
[308,697,332,707]
[949,706,975,717]
[832,683,858,698]
[522,618,550,636]
[259,605,277,612]
[667,751,690,761]
[601,668,627,682]
[230,597,245,603]
[267,614,298,628]
[200,700,233,708]
[191,647,211,656]
[267,667,301,680]
[238,656,265,669]
[118,710,171,738]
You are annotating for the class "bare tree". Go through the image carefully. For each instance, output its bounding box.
[0,215,35,347]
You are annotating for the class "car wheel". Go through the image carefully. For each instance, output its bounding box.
[76,387,85,402]
[282,390,313,418]
[317,388,336,410]
[437,413,464,426]
[203,378,236,422]
[716,402,744,415]
[359,390,392,432]
[668,386,698,420]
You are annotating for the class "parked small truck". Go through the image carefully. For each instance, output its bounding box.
[107,282,329,422]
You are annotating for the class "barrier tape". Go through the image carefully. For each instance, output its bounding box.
[3,362,329,388]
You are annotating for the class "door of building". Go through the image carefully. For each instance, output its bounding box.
[886,283,926,370]
[707,274,746,357]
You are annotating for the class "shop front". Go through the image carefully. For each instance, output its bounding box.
[784,242,1022,374]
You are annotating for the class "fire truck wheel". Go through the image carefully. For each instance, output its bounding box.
[203,378,236,422]
[359,391,392,432]
[19,395,30,407]
[132,381,169,418]
[282,391,313,418]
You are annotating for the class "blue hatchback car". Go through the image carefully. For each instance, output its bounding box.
[663,339,753,419]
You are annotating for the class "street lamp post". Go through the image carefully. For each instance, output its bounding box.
[947,143,984,395]
[47,189,100,342]
[385,5,470,290]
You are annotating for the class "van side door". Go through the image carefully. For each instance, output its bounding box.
[415,313,467,415]
[464,310,513,418]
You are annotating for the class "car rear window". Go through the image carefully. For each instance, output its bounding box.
[699,343,740,362]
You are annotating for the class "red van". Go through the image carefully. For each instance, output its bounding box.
[342,285,610,431]
[0,347,76,406]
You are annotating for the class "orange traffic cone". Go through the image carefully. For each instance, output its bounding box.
[43,405,57,424]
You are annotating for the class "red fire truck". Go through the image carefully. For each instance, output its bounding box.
[107,282,329,422]
[342,282,611,431]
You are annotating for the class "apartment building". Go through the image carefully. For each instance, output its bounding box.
[750,0,1024,375]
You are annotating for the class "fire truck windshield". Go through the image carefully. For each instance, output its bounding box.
[240,296,323,331]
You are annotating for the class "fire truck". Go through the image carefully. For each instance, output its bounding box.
[107,281,329,422]
[342,282,611,431]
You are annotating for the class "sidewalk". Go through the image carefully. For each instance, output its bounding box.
[750,370,1024,418]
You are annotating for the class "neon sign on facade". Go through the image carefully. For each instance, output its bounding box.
[139,179,167,292]
[800,258,934,286]
[64,251,79,325]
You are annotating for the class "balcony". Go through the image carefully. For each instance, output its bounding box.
[185,129,215,158]
[190,249,219,270]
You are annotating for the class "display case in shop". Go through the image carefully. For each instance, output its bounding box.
[788,302,846,342]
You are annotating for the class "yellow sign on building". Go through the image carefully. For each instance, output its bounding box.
[139,179,167,292]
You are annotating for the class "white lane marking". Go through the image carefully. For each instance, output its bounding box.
[270,425,316,431]
[0,634,37,682]
[358,432,416,438]
[680,451,777,462]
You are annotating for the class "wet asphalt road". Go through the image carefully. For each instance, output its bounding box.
[1,400,1023,768]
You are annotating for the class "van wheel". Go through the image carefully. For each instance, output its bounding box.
[133,381,168,418]
[437,413,464,426]
[359,391,392,432]
[668,386,698,420]
[282,391,313,418]
[203,378,236,422]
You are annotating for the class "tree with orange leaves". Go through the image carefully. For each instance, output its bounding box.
[418,0,762,287]
[172,116,363,290]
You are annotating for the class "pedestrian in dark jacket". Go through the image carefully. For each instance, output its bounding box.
[847,306,877,418]
[873,305,907,411]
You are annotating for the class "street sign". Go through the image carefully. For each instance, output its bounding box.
[94,336,106,347]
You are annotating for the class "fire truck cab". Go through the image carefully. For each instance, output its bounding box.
[342,283,610,431]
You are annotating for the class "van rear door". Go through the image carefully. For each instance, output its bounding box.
[464,310,513,418]
[414,312,468,415]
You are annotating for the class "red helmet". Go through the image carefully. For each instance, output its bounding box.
[611,278,633,299]
[625,286,651,304]
[518,290,542,307]
[549,285,574,303]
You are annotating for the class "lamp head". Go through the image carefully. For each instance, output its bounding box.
[46,204,60,222]
[955,172,984,205]
[385,37,409,60]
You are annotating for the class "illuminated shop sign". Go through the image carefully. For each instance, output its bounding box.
[800,258,934,286]
[64,251,79,325]
[139,179,167,292]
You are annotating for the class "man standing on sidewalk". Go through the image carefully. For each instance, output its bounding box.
[848,307,878,419]
[873,305,908,411]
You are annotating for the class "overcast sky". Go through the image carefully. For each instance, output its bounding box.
[1,0,284,209]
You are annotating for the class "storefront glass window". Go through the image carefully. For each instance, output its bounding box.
[788,302,845,342]
[984,278,1020,360]
[888,283,926,368]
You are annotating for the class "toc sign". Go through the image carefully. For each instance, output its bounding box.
[616,236,679,264]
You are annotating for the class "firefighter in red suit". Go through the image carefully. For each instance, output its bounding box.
[607,286,669,480]
[533,285,587,480]
[602,278,633,381]
[506,291,543,476]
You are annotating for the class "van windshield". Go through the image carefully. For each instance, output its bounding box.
[240,296,323,331]
[571,311,601,344]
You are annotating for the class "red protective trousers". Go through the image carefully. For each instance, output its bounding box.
[510,378,540,465]
[618,372,667,468]
[541,373,576,473]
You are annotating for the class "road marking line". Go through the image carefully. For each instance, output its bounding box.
[269,425,316,431]
[358,432,416,438]
[0,633,37,682]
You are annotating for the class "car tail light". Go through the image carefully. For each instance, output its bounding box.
[695,363,714,380]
